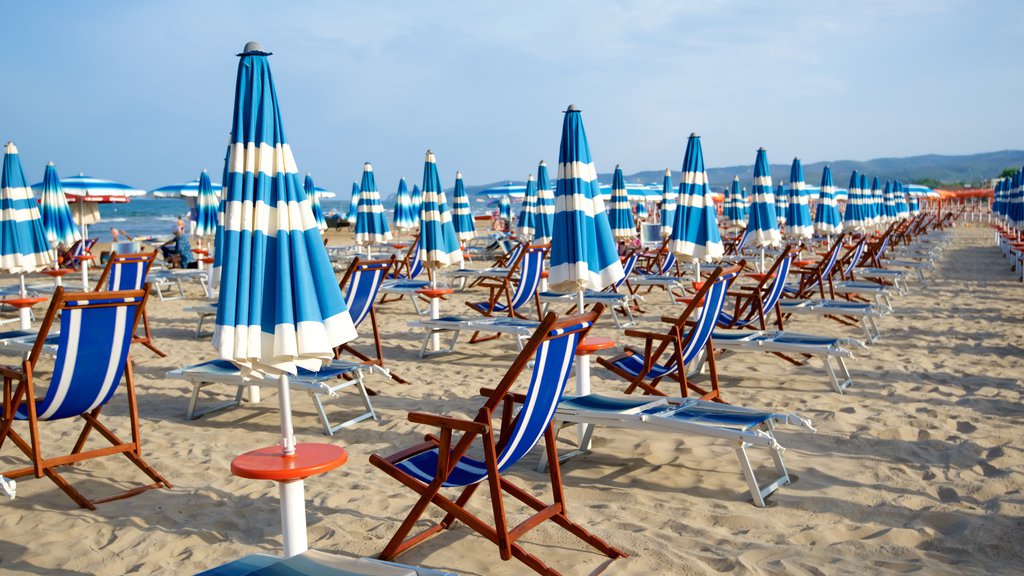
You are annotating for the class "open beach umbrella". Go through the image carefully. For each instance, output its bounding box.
[38,161,81,247]
[517,174,540,241]
[2,143,58,328]
[775,180,788,227]
[814,166,843,240]
[659,168,675,238]
[152,177,223,198]
[193,170,219,239]
[418,150,463,275]
[498,192,512,224]
[304,174,327,232]
[549,104,623,303]
[213,42,357,557]
[608,165,636,240]
[354,162,392,251]
[346,182,359,225]
[534,160,555,245]
[670,133,724,270]
[392,178,416,233]
[747,148,781,269]
[450,172,475,242]
[479,181,527,200]
[722,176,744,229]
[786,158,814,241]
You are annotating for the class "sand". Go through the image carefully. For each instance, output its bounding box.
[1,223,1022,575]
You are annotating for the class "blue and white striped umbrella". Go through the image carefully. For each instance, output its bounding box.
[883,180,899,223]
[479,181,527,199]
[659,168,675,238]
[669,133,723,263]
[214,43,356,382]
[775,180,788,226]
[354,163,392,246]
[856,173,872,228]
[304,174,327,232]
[738,186,749,223]
[418,151,463,271]
[608,165,636,240]
[842,171,866,231]
[534,160,555,245]
[392,178,416,232]
[813,165,843,237]
[498,193,512,222]
[786,158,814,240]
[907,181,921,217]
[1,142,56,274]
[38,161,82,247]
[869,176,884,226]
[152,177,223,198]
[346,182,359,225]
[410,184,423,230]
[450,172,475,241]
[517,174,540,241]
[55,173,146,201]
[193,170,219,238]
[549,105,623,293]
[722,176,745,228]
[748,147,781,247]
[992,179,1005,219]
[212,143,230,291]
[1011,171,1023,229]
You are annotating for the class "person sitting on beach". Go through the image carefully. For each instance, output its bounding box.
[161,229,196,269]
[111,227,133,242]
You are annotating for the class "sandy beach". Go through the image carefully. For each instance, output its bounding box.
[1,223,1022,576]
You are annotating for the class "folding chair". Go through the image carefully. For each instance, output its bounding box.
[448,241,524,289]
[598,264,744,401]
[334,256,409,385]
[93,250,166,357]
[538,249,642,328]
[370,307,627,576]
[0,286,171,509]
[379,239,432,314]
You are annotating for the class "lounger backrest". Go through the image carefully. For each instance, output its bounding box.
[680,271,732,364]
[18,291,145,421]
[761,254,792,312]
[842,240,867,278]
[660,251,676,275]
[508,245,546,311]
[101,252,155,291]
[614,252,639,289]
[735,226,749,253]
[504,242,523,267]
[342,258,392,328]
[408,239,423,279]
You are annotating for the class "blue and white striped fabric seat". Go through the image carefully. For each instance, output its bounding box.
[466,246,544,316]
[343,259,390,328]
[782,241,842,297]
[394,320,587,487]
[448,242,523,284]
[717,255,792,329]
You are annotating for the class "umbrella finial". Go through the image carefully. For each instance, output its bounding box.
[364,162,373,170]
[238,41,271,56]
[690,132,699,138]
[4,142,16,154]
[733,175,740,181]
[456,171,462,178]
[528,174,535,181]
[565,104,579,113]
[539,160,547,166]
[47,161,55,166]
[758,146,765,151]
[664,168,671,177]
[615,164,621,169]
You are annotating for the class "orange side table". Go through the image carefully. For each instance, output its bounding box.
[2,297,48,330]
[75,254,96,291]
[574,336,615,450]
[415,287,454,353]
[231,443,348,557]
[39,268,74,287]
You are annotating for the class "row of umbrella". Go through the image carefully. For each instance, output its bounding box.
[992,167,1024,227]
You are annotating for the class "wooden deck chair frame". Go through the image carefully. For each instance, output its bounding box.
[465,243,547,344]
[718,245,793,332]
[94,250,165,357]
[370,306,627,576]
[0,286,171,509]
[379,240,432,310]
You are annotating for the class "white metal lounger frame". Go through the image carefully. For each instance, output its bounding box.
[408,316,539,358]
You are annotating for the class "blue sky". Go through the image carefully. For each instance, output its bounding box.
[3,1,1022,196]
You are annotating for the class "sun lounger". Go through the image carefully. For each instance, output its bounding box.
[186,302,218,337]
[166,359,382,435]
[196,549,458,576]
[548,393,814,507]
[538,250,642,328]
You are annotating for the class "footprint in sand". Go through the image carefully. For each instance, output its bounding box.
[956,421,977,434]
[937,487,959,503]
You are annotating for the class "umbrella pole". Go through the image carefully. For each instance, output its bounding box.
[80,203,90,291]
[17,275,30,330]
[759,247,765,273]
[574,289,592,450]
[275,372,307,558]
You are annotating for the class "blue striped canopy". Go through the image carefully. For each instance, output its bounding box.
[549,105,623,293]
[1011,171,1023,228]
[498,193,512,222]
[882,180,898,223]
[304,174,327,232]
[870,176,884,227]
[993,178,1007,219]
[785,158,813,240]
[813,166,843,236]
[775,181,788,226]
[1,142,57,273]
[738,186,749,222]
[410,184,423,229]
[354,163,392,245]
[48,173,146,200]
[894,181,910,220]
[392,178,416,232]
[480,182,527,199]
[346,182,359,224]
[669,133,723,262]
[517,174,540,241]
[722,176,745,229]
[636,199,649,221]
[842,171,866,231]
[748,147,781,247]
[907,181,921,216]
[660,169,675,238]
[38,161,82,247]
[152,178,223,198]
[451,172,475,241]
[418,151,463,270]
[212,143,230,290]
[213,43,356,377]
[608,165,636,240]
[534,160,555,245]
[194,170,219,238]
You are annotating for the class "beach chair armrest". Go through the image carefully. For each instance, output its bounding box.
[623,329,673,342]
[408,411,489,434]
[0,365,26,380]
[478,386,527,404]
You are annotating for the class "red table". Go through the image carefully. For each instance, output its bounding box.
[39,268,74,288]
[415,287,454,353]
[1,297,48,330]
[574,337,615,450]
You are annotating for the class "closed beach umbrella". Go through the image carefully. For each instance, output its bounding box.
[214,42,357,555]
[392,178,416,233]
[549,104,623,298]
[418,150,463,273]
[723,176,744,228]
[304,174,327,232]
[194,170,219,238]
[346,182,359,225]
[775,180,788,226]
[748,147,781,251]
[354,162,392,249]
[814,165,843,238]
[534,160,555,245]
[212,143,230,291]
[882,180,898,224]
[498,193,511,223]
[894,181,910,221]
[907,181,921,217]
[608,165,636,240]
[38,161,81,247]
[660,168,675,238]
[738,186,749,223]
[1,142,57,277]
[450,172,475,242]
[786,158,814,241]
[842,171,866,231]
[517,174,540,241]
[992,179,1004,220]
[636,199,649,222]
[869,176,884,227]
[410,184,423,229]
[670,133,723,267]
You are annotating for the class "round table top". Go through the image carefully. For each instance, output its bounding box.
[231,443,348,482]
[192,248,210,255]
[39,268,74,277]
[76,254,96,261]
[201,257,215,264]
[415,287,454,297]
[391,243,408,250]
[576,336,616,355]
[1,297,48,308]
[745,272,775,282]
[792,260,815,268]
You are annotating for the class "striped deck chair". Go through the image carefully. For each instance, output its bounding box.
[598,264,744,401]
[538,249,642,328]
[464,244,546,340]
[448,241,524,289]
[379,239,432,314]
[334,256,408,385]
[94,250,165,357]
[370,307,627,576]
[830,239,896,312]
[0,286,171,509]
[68,237,98,270]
